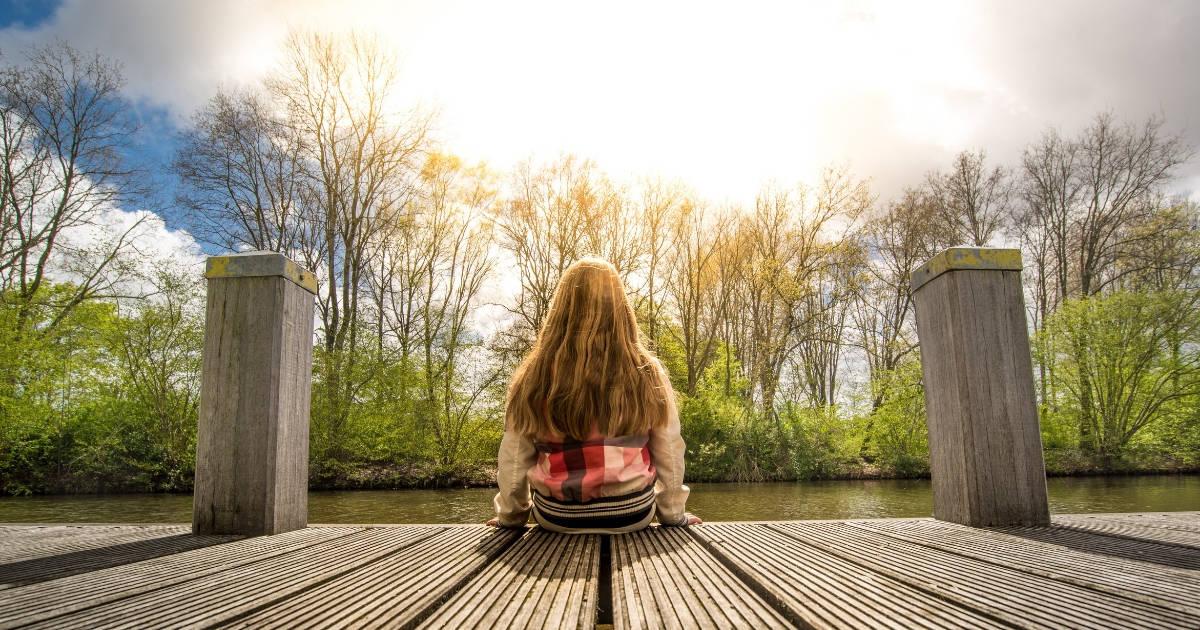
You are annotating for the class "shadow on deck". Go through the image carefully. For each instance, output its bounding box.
[1,512,1198,629]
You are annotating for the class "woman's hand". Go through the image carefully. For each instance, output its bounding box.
[486,517,499,527]
[685,513,703,525]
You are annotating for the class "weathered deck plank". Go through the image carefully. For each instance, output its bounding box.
[771,520,1200,629]
[692,522,1009,629]
[1054,513,1200,547]
[417,528,599,630]
[1105,511,1200,532]
[17,527,432,630]
[0,513,1197,629]
[611,525,790,630]
[217,526,521,629]
[0,527,358,629]
[0,525,198,564]
[0,525,182,547]
[0,530,238,588]
[852,518,1200,614]
[991,521,1200,570]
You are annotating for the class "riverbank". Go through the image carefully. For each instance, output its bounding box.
[2,475,1198,524]
[308,461,496,490]
[4,451,1197,496]
[306,452,1200,491]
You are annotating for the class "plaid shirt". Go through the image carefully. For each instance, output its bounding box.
[494,386,690,528]
[529,430,656,502]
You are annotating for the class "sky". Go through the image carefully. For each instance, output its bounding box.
[1,0,1198,236]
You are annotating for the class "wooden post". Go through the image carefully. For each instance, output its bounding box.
[911,247,1050,527]
[193,251,317,536]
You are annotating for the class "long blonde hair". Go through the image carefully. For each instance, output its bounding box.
[507,258,671,440]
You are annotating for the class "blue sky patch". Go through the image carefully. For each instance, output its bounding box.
[123,100,195,235]
[0,0,60,30]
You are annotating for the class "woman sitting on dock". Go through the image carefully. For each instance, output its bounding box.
[489,257,700,533]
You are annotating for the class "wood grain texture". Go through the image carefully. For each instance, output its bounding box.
[217,526,522,629]
[193,272,314,536]
[852,518,1200,614]
[418,528,599,630]
[913,267,1050,527]
[0,529,236,588]
[611,526,789,630]
[1098,511,1200,533]
[0,525,181,547]
[2,517,1198,629]
[692,522,1008,629]
[0,525,194,564]
[0,527,358,629]
[771,520,1200,629]
[993,520,1200,570]
[19,527,435,630]
[1054,513,1200,548]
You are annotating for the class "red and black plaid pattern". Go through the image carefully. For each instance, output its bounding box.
[530,431,656,502]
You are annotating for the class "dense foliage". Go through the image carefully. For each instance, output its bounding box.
[1,37,1198,495]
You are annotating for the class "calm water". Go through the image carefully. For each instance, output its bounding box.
[1,475,1196,524]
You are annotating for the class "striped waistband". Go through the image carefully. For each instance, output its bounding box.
[532,485,655,531]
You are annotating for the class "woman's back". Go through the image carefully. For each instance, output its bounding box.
[489,258,698,533]
[530,429,655,503]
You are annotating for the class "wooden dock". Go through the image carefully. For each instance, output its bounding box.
[0,512,1197,629]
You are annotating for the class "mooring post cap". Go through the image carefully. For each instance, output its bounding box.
[910,247,1022,293]
[205,251,318,295]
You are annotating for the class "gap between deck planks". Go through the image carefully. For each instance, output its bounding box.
[0,512,1196,629]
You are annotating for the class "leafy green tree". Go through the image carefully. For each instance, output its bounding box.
[0,284,120,493]
[1037,289,1200,466]
[854,358,929,476]
[103,270,203,491]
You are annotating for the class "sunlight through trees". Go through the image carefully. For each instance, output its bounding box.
[1,34,1198,494]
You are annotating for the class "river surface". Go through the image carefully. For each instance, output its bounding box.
[1,475,1196,524]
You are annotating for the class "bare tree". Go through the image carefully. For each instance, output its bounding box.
[926,149,1011,247]
[1020,113,1190,304]
[402,154,498,466]
[794,238,866,407]
[174,88,312,255]
[792,167,872,408]
[854,188,946,408]
[1072,114,1190,297]
[731,166,871,417]
[714,209,749,397]
[1019,112,1192,453]
[850,187,947,458]
[664,199,729,395]
[0,42,149,330]
[176,31,434,461]
[631,177,686,349]
[494,155,639,358]
[1018,127,1078,320]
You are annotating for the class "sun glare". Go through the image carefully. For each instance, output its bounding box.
[245,1,1012,202]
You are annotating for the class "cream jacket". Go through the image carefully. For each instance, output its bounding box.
[492,389,691,527]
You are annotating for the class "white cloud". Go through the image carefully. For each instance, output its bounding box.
[52,205,206,298]
[2,0,1196,206]
[1,0,291,123]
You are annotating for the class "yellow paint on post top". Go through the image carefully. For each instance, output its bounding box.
[910,247,1022,293]
[205,251,319,295]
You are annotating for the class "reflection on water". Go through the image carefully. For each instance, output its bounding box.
[0,474,1196,524]
[688,479,934,522]
[309,488,498,524]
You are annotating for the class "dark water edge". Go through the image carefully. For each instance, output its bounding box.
[1,474,1196,524]
[13,455,1197,495]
